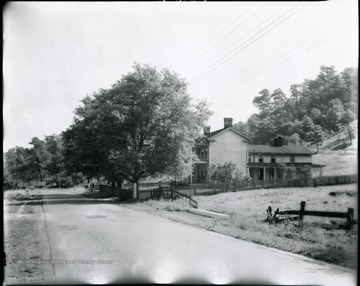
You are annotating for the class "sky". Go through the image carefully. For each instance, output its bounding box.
[3,1,359,152]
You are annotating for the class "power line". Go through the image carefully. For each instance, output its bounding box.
[179,7,253,69]
[189,2,304,84]
[214,44,339,115]
[185,4,286,77]
[182,6,261,73]
[190,3,308,84]
[204,26,337,98]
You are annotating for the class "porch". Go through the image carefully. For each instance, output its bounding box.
[248,163,278,181]
[192,163,208,184]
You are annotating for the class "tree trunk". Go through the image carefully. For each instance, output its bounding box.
[116,178,123,189]
[133,178,139,200]
[348,125,352,145]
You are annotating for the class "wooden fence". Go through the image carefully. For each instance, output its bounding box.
[143,185,198,208]
[177,174,358,196]
[313,174,358,186]
[266,201,357,231]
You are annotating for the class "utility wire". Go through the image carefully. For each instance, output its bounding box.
[186,4,285,77]
[214,40,338,114]
[190,3,308,84]
[182,6,261,73]
[189,2,303,83]
[205,27,336,98]
[179,7,252,69]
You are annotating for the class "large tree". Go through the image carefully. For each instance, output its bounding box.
[63,63,212,198]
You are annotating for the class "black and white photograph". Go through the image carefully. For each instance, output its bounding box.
[3,1,358,285]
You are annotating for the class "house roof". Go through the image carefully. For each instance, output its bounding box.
[248,144,313,155]
[207,127,251,141]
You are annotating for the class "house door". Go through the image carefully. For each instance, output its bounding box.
[258,168,264,180]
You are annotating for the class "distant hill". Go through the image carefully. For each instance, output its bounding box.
[311,120,357,176]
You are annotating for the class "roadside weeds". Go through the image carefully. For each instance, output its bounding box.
[4,190,54,285]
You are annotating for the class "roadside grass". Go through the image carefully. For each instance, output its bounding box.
[129,184,358,269]
[4,189,54,284]
[5,189,33,201]
[196,183,358,269]
[144,197,192,212]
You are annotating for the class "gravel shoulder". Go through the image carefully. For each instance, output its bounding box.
[3,190,54,285]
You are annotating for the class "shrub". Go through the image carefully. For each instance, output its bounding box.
[209,162,248,192]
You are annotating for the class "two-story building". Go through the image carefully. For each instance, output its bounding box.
[247,137,315,181]
[191,118,323,183]
[192,118,251,183]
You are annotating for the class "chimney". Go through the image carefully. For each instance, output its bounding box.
[273,136,283,146]
[224,117,233,129]
[204,126,211,135]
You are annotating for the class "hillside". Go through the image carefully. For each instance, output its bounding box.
[311,120,357,176]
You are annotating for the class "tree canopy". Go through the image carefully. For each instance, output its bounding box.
[233,66,358,145]
[4,135,65,189]
[62,63,212,193]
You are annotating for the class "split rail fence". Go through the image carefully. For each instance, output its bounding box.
[266,201,357,231]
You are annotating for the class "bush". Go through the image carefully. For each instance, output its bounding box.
[116,188,133,201]
[60,177,74,188]
[209,162,248,192]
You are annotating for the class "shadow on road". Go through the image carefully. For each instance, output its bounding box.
[6,193,122,206]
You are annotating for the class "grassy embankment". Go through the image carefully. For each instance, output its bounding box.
[127,183,358,269]
[3,190,54,284]
[311,120,357,177]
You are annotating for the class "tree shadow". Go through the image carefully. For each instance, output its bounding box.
[6,193,122,206]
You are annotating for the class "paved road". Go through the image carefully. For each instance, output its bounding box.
[41,189,356,285]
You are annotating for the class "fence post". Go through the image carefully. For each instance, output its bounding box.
[299,201,306,223]
[347,208,354,231]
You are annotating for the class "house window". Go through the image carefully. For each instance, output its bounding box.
[258,154,263,163]
[271,155,276,163]
[248,157,251,163]
[290,156,295,163]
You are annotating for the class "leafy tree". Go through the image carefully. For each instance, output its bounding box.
[306,124,326,153]
[248,66,357,144]
[63,63,212,198]
[232,120,248,135]
[28,137,51,181]
[246,113,277,144]
[309,108,323,126]
[287,133,302,145]
[271,88,286,106]
[4,146,32,188]
[44,134,64,177]
[289,84,307,119]
[340,67,358,113]
[323,98,345,132]
[252,89,272,113]
[339,110,356,145]
[300,115,315,139]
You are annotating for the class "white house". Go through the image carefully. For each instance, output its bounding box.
[191,118,323,183]
[192,118,251,183]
